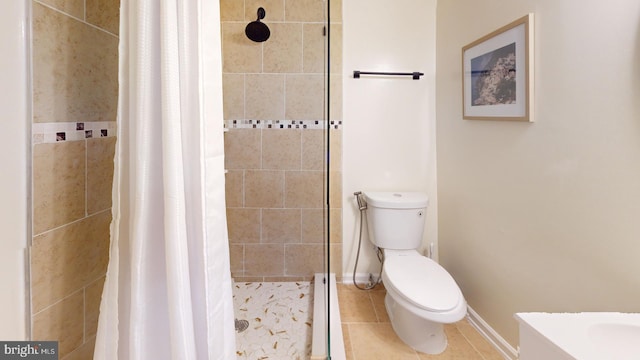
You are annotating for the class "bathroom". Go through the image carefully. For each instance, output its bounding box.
[2,0,640,359]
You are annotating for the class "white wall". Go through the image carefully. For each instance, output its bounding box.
[437,0,640,347]
[0,0,29,340]
[342,0,438,278]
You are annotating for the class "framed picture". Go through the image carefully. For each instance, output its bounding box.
[462,14,534,121]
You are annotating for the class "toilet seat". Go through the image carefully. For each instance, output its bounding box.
[383,255,462,313]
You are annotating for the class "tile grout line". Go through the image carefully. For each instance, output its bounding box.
[345,323,357,360]
[32,287,84,318]
[456,321,489,359]
[85,139,88,218]
[32,208,111,239]
[33,0,118,39]
[368,292,383,323]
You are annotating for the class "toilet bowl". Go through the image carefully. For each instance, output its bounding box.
[363,191,467,354]
[382,249,467,354]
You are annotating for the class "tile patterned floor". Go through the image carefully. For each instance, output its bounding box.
[337,284,505,360]
[233,282,313,359]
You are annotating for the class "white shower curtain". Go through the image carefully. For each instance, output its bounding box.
[94,0,235,359]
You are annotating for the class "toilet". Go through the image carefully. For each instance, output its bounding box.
[363,191,467,354]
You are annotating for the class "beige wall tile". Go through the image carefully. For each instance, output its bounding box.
[301,209,324,243]
[33,141,86,235]
[245,170,284,208]
[220,0,245,21]
[330,74,343,120]
[264,23,303,73]
[33,3,118,123]
[285,171,324,208]
[87,137,116,215]
[285,74,324,120]
[245,244,284,276]
[84,277,105,339]
[223,74,245,120]
[233,276,264,282]
[221,0,343,280]
[329,128,342,170]
[229,244,245,276]
[224,129,261,170]
[31,211,111,313]
[31,0,120,355]
[245,0,285,21]
[329,170,342,208]
[37,0,85,19]
[303,24,325,74]
[86,0,120,35]
[222,23,262,73]
[301,129,324,170]
[285,0,325,22]
[261,209,301,243]
[329,243,342,277]
[284,244,323,276]
[329,24,343,74]
[63,336,97,360]
[329,0,342,23]
[262,209,301,243]
[226,208,261,243]
[262,129,301,170]
[32,291,84,358]
[225,170,244,207]
[246,74,285,120]
[330,208,342,243]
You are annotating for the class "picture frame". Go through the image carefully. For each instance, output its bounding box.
[462,14,534,122]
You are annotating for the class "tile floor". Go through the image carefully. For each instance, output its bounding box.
[337,284,505,360]
[233,282,313,359]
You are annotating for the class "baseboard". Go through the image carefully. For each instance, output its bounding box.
[466,306,519,360]
[341,272,382,286]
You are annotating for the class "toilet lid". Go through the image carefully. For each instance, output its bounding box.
[383,255,461,312]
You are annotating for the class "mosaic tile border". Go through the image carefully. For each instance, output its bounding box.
[33,121,117,144]
[33,120,340,144]
[224,120,342,130]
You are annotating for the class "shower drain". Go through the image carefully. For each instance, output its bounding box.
[235,319,249,333]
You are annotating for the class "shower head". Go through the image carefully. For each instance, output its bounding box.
[245,7,270,43]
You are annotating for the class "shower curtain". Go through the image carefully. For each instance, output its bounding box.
[94,0,235,359]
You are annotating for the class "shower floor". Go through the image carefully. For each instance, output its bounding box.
[233,281,313,359]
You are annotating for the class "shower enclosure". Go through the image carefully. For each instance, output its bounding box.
[220,0,343,357]
[7,0,342,357]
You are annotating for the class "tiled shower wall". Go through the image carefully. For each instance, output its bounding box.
[30,1,119,359]
[220,0,343,281]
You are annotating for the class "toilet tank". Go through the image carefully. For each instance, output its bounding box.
[363,192,429,250]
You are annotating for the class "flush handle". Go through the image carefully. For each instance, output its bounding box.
[418,210,424,217]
